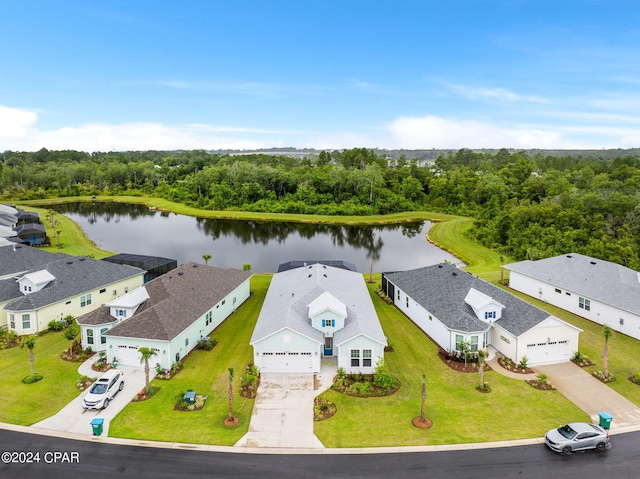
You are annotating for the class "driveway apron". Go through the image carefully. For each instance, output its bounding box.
[234,373,324,448]
[31,358,151,437]
[534,362,640,429]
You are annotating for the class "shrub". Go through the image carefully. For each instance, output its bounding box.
[518,356,528,371]
[47,320,65,331]
[373,357,399,393]
[336,367,347,380]
[537,373,547,382]
[573,350,584,362]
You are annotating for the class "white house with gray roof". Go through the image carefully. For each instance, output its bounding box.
[504,253,640,341]
[382,263,581,366]
[77,262,252,369]
[1,243,145,335]
[250,263,387,374]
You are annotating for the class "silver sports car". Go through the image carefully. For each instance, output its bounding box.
[545,422,610,455]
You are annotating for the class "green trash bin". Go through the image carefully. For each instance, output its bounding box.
[91,417,104,436]
[598,412,613,430]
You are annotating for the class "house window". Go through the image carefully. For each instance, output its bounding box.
[22,314,30,329]
[185,338,189,347]
[9,314,15,329]
[470,336,479,352]
[80,294,92,308]
[222,300,226,305]
[397,290,400,300]
[484,311,496,320]
[406,296,409,308]
[100,288,106,294]
[351,349,360,367]
[205,311,212,326]
[620,318,624,325]
[579,297,591,311]
[100,328,108,344]
[555,288,561,294]
[66,300,71,305]
[87,329,94,345]
[363,349,372,367]
[455,334,464,351]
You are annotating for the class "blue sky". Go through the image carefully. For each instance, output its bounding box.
[2,1,640,152]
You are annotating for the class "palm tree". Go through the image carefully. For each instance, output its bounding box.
[138,347,158,395]
[420,374,427,422]
[20,335,37,378]
[227,367,235,421]
[202,253,212,266]
[477,350,488,389]
[602,325,613,377]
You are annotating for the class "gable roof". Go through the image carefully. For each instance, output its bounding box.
[103,262,252,341]
[3,253,145,312]
[251,263,386,346]
[308,291,347,318]
[504,253,640,315]
[385,263,559,337]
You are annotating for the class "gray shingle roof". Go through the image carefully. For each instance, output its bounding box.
[384,263,551,337]
[1,245,145,311]
[103,263,252,341]
[504,253,640,315]
[251,263,386,346]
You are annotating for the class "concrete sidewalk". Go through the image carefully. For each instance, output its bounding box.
[534,362,640,429]
[32,357,151,437]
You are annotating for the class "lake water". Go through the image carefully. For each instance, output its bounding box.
[50,202,461,273]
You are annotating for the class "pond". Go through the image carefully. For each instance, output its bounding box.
[49,202,461,273]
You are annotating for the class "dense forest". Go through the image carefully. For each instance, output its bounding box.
[2,147,640,269]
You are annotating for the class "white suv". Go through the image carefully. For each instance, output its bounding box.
[83,369,125,410]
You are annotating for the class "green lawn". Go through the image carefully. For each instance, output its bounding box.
[0,332,91,425]
[108,274,270,445]
[313,277,587,447]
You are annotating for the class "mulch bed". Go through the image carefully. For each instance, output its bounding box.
[438,351,492,373]
[628,376,640,386]
[314,397,337,421]
[497,356,534,374]
[571,358,595,368]
[525,379,555,390]
[132,386,161,402]
[412,417,433,429]
[155,363,184,380]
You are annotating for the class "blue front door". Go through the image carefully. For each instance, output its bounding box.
[324,336,333,356]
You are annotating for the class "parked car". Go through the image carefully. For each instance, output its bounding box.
[83,369,125,410]
[545,422,610,455]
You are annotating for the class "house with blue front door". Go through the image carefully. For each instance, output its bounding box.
[250,262,387,373]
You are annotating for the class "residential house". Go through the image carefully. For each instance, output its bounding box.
[250,262,387,374]
[504,253,640,341]
[77,262,252,369]
[382,263,581,366]
[0,243,145,335]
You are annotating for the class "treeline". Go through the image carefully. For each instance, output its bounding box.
[1,147,640,268]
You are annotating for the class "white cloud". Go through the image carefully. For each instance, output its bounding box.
[445,83,551,104]
[0,105,38,138]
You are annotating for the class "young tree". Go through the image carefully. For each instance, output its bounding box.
[602,325,613,377]
[20,335,37,378]
[63,323,80,358]
[227,367,235,421]
[477,350,488,389]
[202,253,212,266]
[420,374,427,423]
[242,263,252,271]
[138,347,158,395]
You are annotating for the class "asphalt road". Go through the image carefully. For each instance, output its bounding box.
[1,429,638,479]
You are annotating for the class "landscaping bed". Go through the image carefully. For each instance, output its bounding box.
[438,350,492,373]
[313,397,337,421]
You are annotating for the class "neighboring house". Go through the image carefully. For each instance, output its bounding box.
[504,253,640,341]
[77,262,252,369]
[0,243,146,335]
[382,263,581,366]
[250,263,387,374]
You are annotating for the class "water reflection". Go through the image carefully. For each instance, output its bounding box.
[49,202,459,273]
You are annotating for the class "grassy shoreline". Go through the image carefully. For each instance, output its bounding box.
[17,196,506,276]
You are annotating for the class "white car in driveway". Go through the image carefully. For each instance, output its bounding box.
[83,369,125,410]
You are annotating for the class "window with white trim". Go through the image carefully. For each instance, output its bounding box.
[455,334,464,351]
[9,314,15,329]
[87,329,94,345]
[350,349,360,367]
[80,293,92,308]
[100,327,108,344]
[22,314,30,329]
[363,349,372,367]
[579,297,590,311]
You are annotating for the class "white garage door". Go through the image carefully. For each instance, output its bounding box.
[526,339,571,365]
[114,344,143,367]
[260,352,314,373]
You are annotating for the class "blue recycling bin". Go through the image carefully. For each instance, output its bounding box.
[598,412,613,430]
[90,417,105,436]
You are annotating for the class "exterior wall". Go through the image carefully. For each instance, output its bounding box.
[5,274,144,336]
[336,335,384,374]
[518,320,579,366]
[391,284,451,351]
[310,310,345,332]
[82,323,118,352]
[510,271,640,341]
[489,325,518,361]
[253,328,322,372]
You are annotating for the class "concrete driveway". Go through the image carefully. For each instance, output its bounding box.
[235,359,337,449]
[32,359,151,437]
[534,362,640,429]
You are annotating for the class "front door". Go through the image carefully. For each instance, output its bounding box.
[324,336,333,356]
